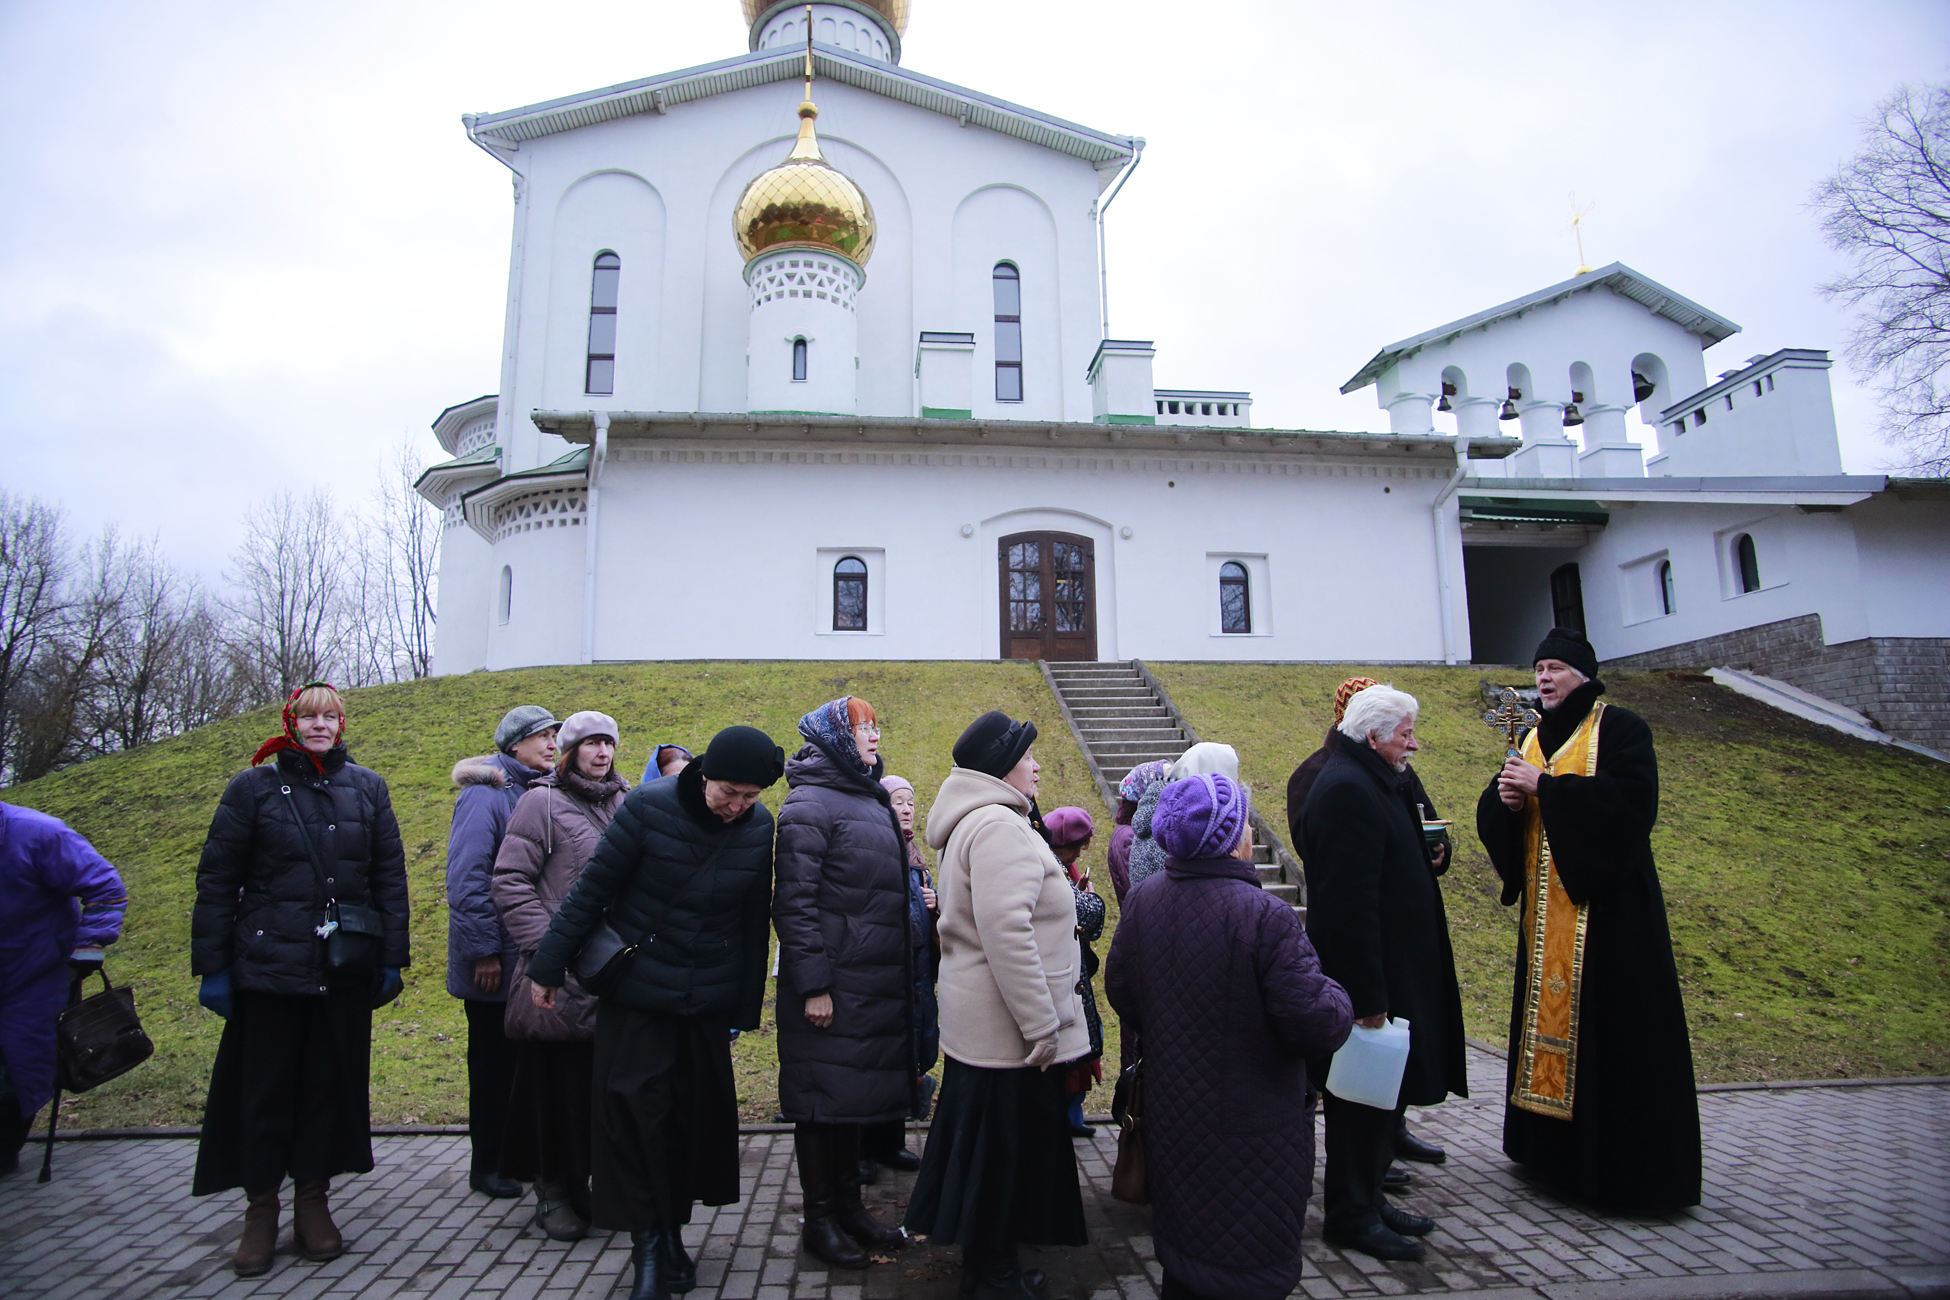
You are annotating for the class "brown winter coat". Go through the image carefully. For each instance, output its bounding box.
[491,764,628,1041]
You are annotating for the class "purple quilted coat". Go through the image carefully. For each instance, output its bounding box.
[1105,855,1352,1300]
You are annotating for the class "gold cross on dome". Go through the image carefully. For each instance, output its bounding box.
[1484,687,1540,757]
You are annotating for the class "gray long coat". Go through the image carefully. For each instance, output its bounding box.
[1106,855,1352,1300]
[772,742,917,1125]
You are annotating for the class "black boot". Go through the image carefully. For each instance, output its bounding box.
[1395,1115,1446,1164]
[627,1231,670,1300]
[833,1125,905,1252]
[656,1231,697,1294]
[795,1125,868,1269]
[971,1245,1054,1299]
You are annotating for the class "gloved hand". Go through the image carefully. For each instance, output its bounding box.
[371,966,403,1009]
[1022,1033,1059,1070]
[729,1028,741,1043]
[199,969,234,1019]
[69,947,105,976]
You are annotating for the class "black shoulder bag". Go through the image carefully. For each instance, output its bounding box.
[280,783,385,974]
[574,833,734,998]
[37,966,154,1184]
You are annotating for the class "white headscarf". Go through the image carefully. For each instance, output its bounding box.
[1167,741,1240,783]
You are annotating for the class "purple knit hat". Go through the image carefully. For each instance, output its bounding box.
[1153,773,1250,862]
[1042,805,1095,847]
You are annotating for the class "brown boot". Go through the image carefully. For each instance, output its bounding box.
[234,1186,280,1277]
[292,1179,345,1261]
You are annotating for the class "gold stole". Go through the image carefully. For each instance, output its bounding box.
[1510,700,1605,1119]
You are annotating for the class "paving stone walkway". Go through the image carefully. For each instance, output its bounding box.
[3,1046,1944,1300]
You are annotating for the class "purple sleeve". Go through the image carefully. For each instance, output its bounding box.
[1107,825,1134,906]
[42,818,128,949]
[1256,899,1352,1059]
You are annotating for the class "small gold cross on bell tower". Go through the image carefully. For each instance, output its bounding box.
[1484,687,1540,758]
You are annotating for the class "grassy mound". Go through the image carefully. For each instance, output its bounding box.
[1149,664,1950,1085]
[6,660,1944,1130]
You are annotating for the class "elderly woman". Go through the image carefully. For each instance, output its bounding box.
[1106,774,1353,1300]
[1043,806,1104,1138]
[1127,742,1240,893]
[190,683,409,1278]
[491,710,629,1242]
[859,773,939,1182]
[527,726,785,1300]
[773,697,915,1269]
[1106,761,1166,907]
[905,711,1089,1300]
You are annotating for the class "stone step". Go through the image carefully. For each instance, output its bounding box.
[1088,742,1189,762]
[1256,863,1282,885]
[1075,726,1187,744]
[1059,687,1158,702]
[1264,883,1301,906]
[1048,668,1143,681]
[1252,843,1272,864]
[1068,705,1172,720]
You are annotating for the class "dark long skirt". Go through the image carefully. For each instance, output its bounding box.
[903,1057,1087,1252]
[193,986,374,1196]
[590,1002,739,1233]
[499,1040,595,1214]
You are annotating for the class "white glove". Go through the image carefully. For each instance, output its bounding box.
[1022,1034,1059,1070]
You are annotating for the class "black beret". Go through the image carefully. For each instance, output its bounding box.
[953,710,1038,780]
[1533,627,1600,682]
[699,725,785,788]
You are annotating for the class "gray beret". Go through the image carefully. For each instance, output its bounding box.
[495,705,560,754]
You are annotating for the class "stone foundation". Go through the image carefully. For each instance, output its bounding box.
[1604,613,1950,753]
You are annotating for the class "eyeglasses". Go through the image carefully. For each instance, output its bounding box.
[854,723,881,738]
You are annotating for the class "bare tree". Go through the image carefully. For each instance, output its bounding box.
[0,494,72,781]
[1814,82,1950,476]
[10,528,136,781]
[339,438,441,685]
[225,490,349,702]
[84,538,246,752]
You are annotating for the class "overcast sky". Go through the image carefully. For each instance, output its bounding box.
[2,0,1943,581]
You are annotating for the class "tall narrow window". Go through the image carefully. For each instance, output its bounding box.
[792,337,808,383]
[993,263,1022,402]
[1735,534,1761,593]
[1658,560,1676,616]
[498,566,513,625]
[833,556,867,630]
[1219,562,1251,633]
[586,252,620,395]
[1550,563,1586,634]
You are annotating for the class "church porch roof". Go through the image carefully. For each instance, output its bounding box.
[1339,263,1743,396]
[464,44,1138,178]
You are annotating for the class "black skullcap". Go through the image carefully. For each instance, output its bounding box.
[699,725,786,788]
[1533,627,1600,682]
[953,710,1038,780]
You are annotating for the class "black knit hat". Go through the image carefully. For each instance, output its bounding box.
[699,725,786,788]
[953,711,1038,780]
[1533,627,1600,681]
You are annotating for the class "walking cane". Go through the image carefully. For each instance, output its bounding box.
[36,971,81,1184]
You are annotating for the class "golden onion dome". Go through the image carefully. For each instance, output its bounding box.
[733,99,876,267]
[743,0,909,37]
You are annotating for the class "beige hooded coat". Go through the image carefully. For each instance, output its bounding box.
[926,767,1090,1068]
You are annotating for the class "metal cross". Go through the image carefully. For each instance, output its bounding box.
[1484,687,1540,757]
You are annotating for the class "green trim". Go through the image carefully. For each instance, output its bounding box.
[1094,414,1157,425]
[748,409,846,417]
[921,407,974,420]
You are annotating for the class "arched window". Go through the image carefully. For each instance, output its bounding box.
[1735,534,1761,593]
[498,566,513,625]
[1550,563,1586,635]
[792,337,809,383]
[586,253,620,395]
[833,556,867,630]
[1219,562,1251,633]
[993,263,1022,402]
[1659,560,1676,616]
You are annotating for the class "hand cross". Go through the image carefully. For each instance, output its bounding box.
[1484,687,1540,757]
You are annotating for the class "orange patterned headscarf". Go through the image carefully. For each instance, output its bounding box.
[251,681,345,774]
[1333,677,1381,725]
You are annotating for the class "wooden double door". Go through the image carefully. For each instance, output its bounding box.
[999,531,1097,661]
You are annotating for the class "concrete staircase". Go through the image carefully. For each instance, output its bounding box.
[1040,660,1304,914]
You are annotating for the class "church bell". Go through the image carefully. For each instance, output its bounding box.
[1633,372,1655,403]
[1562,403,1583,426]
[1437,380,1455,412]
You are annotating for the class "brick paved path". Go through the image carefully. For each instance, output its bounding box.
[3,1046,1945,1300]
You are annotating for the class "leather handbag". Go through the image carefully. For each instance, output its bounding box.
[280,783,385,974]
[54,967,153,1093]
[572,834,734,997]
[1110,1060,1148,1205]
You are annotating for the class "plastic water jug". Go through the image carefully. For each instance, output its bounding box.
[1325,1017,1411,1109]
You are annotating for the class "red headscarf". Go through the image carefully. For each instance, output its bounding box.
[251,681,345,774]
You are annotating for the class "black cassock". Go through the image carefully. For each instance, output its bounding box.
[1475,681,1701,1212]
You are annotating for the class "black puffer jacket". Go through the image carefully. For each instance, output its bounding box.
[191,746,410,994]
[528,763,773,1029]
[773,742,916,1125]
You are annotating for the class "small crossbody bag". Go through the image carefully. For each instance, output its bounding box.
[280,783,386,974]
[573,834,733,997]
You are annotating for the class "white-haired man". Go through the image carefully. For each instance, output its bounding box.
[1301,686,1467,1262]
[1476,628,1700,1212]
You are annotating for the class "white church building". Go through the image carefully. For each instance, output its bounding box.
[418,0,1950,752]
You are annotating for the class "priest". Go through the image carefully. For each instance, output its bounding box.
[1475,628,1700,1212]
